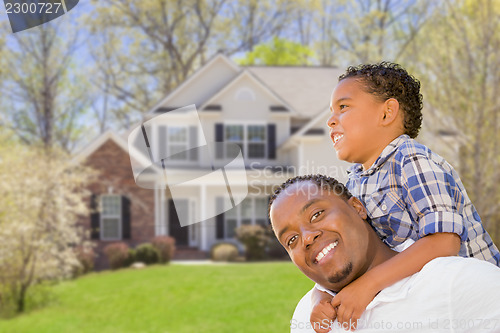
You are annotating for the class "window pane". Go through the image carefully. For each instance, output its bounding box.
[102,218,120,239]
[227,142,243,157]
[241,199,253,220]
[102,196,120,216]
[170,144,188,160]
[225,125,243,141]
[168,127,187,142]
[248,125,265,141]
[256,219,268,227]
[248,143,265,158]
[255,198,268,219]
[226,219,237,238]
[226,206,237,218]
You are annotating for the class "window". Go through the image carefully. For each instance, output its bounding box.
[224,125,266,159]
[167,127,188,160]
[223,197,269,239]
[248,125,266,158]
[101,195,121,240]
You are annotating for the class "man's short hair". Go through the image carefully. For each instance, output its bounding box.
[268,174,353,217]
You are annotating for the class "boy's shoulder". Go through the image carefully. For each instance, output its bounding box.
[392,137,453,172]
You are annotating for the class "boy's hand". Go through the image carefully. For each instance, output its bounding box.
[330,276,378,331]
[310,299,336,333]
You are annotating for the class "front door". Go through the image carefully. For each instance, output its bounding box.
[168,199,188,246]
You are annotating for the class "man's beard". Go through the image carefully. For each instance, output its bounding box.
[327,262,353,284]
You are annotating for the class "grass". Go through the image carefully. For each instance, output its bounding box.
[0,262,313,333]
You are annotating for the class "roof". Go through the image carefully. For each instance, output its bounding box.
[247,66,343,118]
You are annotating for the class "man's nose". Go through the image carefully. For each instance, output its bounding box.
[303,229,321,249]
[327,112,338,128]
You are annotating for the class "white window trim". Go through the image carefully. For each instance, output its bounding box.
[167,126,189,162]
[153,124,198,166]
[224,197,268,239]
[224,123,267,161]
[100,194,122,241]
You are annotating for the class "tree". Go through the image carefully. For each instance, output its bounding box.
[307,0,435,66]
[237,37,315,65]
[0,20,90,151]
[0,137,95,314]
[86,0,297,127]
[412,0,500,243]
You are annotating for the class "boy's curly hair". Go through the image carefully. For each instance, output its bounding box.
[339,62,423,138]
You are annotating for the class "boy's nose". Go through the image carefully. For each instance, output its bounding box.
[327,113,338,127]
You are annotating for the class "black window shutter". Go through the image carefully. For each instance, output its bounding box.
[159,125,168,159]
[90,194,100,240]
[215,123,224,159]
[189,126,198,161]
[267,124,276,159]
[216,213,225,239]
[122,196,131,239]
[267,195,272,225]
[216,197,225,239]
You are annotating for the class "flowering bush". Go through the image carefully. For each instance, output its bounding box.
[235,225,270,261]
[210,243,239,262]
[103,242,131,269]
[151,236,176,264]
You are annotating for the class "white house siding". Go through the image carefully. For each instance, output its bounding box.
[165,56,239,108]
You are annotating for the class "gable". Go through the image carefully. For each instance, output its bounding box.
[202,71,294,121]
[151,55,240,112]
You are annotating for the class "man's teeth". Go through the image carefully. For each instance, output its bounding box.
[333,134,343,144]
[315,241,338,263]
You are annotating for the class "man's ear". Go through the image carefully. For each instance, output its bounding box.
[347,197,367,219]
[381,98,400,126]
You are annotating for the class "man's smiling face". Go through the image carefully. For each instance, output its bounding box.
[270,181,375,291]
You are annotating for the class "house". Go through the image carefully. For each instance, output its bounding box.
[74,54,456,269]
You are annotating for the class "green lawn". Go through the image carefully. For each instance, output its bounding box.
[0,262,313,333]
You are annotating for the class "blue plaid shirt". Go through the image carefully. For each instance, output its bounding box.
[347,135,500,266]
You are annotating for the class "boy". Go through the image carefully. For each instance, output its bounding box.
[310,62,500,331]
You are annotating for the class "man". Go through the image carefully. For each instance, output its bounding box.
[268,174,500,332]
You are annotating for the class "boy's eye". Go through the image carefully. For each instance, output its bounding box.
[287,235,298,247]
[339,104,348,111]
[311,210,324,222]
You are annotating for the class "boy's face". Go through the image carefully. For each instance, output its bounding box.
[270,181,374,291]
[327,78,387,169]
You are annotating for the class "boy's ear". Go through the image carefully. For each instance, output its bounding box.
[347,197,367,219]
[381,98,400,126]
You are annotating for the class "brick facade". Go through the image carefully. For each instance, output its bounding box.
[84,139,155,269]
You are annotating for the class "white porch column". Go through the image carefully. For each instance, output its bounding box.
[160,186,166,236]
[154,186,160,236]
[200,184,207,251]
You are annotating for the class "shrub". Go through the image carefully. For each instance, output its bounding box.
[103,242,131,270]
[73,246,95,276]
[151,236,176,264]
[210,243,239,262]
[134,243,160,265]
[124,249,136,267]
[266,234,288,260]
[235,224,269,261]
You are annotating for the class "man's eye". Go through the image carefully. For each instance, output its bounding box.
[287,235,298,246]
[311,210,324,222]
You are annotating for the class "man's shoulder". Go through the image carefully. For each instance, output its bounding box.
[419,256,500,283]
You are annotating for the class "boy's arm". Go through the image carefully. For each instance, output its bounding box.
[310,287,336,333]
[332,232,461,329]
